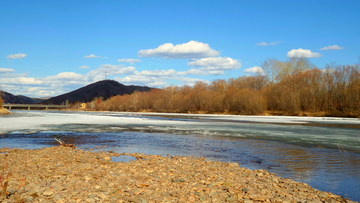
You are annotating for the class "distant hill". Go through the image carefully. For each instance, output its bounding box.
[1,91,46,104]
[41,80,153,105]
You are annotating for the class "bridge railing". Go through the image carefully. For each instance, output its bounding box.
[3,103,69,110]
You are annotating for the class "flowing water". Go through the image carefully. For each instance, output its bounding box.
[1,110,360,201]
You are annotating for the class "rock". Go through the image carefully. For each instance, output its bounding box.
[25,183,41,192]
[173,178,186,183]
[128,198,140,203]
[226,196,236,202]
[86,198,96,203]
[6,186,17,196]
[43,189,54,196]
[327,198,336,203]
[104,156,111,161]
[97,193,107,199]
[84,176,92,181]
[319,192,327,198]
[24,196,34,203]
[188,195,196,202]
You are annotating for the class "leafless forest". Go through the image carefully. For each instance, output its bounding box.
[70,58,359,117]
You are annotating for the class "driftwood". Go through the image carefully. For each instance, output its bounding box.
[54,138,75,149]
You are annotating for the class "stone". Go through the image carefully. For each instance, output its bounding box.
[104,156,111,161]
[25,196,34,203]
[86,198,96,203]
[226,196,237,202]
[173,178,186,183]
[188,195,196,202]
[97,193,107,199]
[43,189,54,196]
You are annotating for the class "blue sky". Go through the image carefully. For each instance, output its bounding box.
[1,0,359,97]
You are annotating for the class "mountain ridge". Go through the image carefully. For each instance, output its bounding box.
[1,91,46,104]
[41,80,153,105]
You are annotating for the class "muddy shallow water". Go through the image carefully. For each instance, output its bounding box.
[1,110,360,201]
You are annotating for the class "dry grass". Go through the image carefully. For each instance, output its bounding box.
[0,108,10,116]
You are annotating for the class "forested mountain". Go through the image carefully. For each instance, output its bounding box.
[41,80,153,105]
[1,91,45,104]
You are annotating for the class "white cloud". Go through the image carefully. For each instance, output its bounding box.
[79,65,90,69]
[321,68,335,74]
[176,57,240,76]
[0,68,15,73]
[320,45,344,50]
[255,41,282,46]
[138,40,219,59]
[256,42,268,46]
[134,69,176,77]
[175,77,209,86]
[116,75,167,86]
[117,58,141,65]
[115,69,176,86]
[7,53,27,59]
[26,86,55,96]
[177,69,224,75]
[189,56,241,70]
[84,54,107,59]
[0,64,138,96]
[115,74,208,87]
[55,72,85,80]
[87,64,135,81]
[287,48,322,58]
[28,87,39,92]
[42,72,87,84]
[0,77,42,85]
[243,66,265,75]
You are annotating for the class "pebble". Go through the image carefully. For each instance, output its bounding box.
[0,146,357,203]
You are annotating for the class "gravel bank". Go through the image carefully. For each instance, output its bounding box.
[0,146,356,203]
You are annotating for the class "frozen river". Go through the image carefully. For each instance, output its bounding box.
[1,110,360,201]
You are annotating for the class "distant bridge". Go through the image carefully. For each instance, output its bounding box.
[3,103,69,110]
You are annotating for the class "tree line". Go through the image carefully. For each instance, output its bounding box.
[71,57,360,117]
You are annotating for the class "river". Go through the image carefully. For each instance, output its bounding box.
[1,110,360,201]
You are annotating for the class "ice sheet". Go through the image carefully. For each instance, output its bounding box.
[1,110,360,152]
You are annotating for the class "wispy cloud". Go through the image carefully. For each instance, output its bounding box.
[79,65,90,69]
[0,68,15,73]
[138,40,219,59]
[243,66,265,75]
[287,48,322,58]
[320,45,344,50]
[134,69,176,77]
[7,53,27,59]
[86,64,135,81]
[117,58,141,65]
[84,54,107,59]
[255,41,282,46]
[177,57,241,76]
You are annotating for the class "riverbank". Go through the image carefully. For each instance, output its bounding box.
[1,146,356,203]
[62,108,360,118]
[0,107,10,116]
